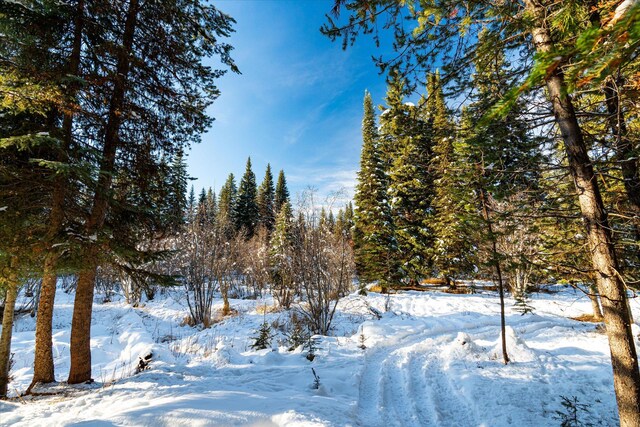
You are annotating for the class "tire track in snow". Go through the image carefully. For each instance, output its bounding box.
[356,327,479,427]
[422,350,477,426]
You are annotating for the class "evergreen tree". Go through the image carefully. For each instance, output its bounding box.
[269,201,295,308]
[344,202,354,239]
[65,0,239,384]
[274,169,290,216]
[206,188,217,225]
[319,207,328,229]
[0,0,86,390]
[257,163,276,233]
[428,72,475,285]
[187,185,197,222]
[166,150,188,230]
[353,91,396,285]
[218,173,238,236]
[236,157,259,238]
[381,74,434,284]
[197,187,207,224]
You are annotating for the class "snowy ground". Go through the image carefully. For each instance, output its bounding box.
[1,284,632,426]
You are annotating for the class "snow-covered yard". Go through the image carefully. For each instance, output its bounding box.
[1,286,629,426]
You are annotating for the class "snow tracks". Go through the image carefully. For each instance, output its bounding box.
[355,320,478,427]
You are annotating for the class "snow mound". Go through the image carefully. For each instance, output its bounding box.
[495,326,537,363]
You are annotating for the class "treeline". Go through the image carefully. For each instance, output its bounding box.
[112,158,356,335]
[326,1,640,424]
[0,0,237,395]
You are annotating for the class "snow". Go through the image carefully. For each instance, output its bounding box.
[1,285,630,426]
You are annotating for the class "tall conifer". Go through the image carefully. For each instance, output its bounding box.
[257,164,276,233]
[274,169,290,216]
[381,74,434,284]
[236,157,259,237]
[353,91,395,285]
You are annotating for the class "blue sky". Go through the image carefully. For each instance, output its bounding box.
[186,0,393,209]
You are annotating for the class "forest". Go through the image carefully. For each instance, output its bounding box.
[1,0,640,426]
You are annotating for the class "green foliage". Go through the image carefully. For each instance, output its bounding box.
[382,74,435,283]
[513,293,534,315]
[305,335,320,362]
[257,164,276,233]
[236,157,259,238]
[353,91,398,285]
[285,317,310,351]
[553,396,594,427]
[428,72,476,282]
[250,321,272,350]
[274,169,290,217]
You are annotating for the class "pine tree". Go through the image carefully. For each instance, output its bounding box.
[274,169,290,216]
[218,173,238,236]
[344,202,354,239]
[269,201,295,308]
[353,91,396,286]
[206,188,217,225]
[197,187,207,224]
[428,72,475,285]
[0,0,85,390]
[236,157,259,238]
[381,74,435,284]
[166,150,188,230]
[187,185,197,223]
[66,0,238,384]
[257,164,276,233]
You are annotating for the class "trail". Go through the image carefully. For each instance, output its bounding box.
[355,319,480,427]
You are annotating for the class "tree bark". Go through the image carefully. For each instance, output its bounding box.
[30,0,85,391]
[588,283,604,320]
[479,189,509,365]
[67,0,138,384]
[525,1,640,425]
[0,257,19,397]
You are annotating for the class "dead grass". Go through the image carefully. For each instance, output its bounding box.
[256,304,281,315]
[442,286,475,295]
[571,313,604,323]
[211,307,238,324]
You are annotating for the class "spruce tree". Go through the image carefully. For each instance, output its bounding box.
[269,201,295,308]
[0,0,86,390]
[187,185,197,223]
[66,0,238,384]
[257,163,276,233]
[428,72,475,285]
[236,157,259,238]
[167,150,188,230]
[274,169,290,216]
[206,188,217,225]
[381,74,434,284]
[218,173,238,236]
[353,91,396,285]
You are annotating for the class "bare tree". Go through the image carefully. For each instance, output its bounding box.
[292,190,355,335]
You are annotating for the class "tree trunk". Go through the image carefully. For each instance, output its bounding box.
[588,283,604,320]
[67,246,99,384]
[0,259,19,397]
[525,1,640,425]
[479,189,509,365]
[30,0,85,392]
[67,0,138,384]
